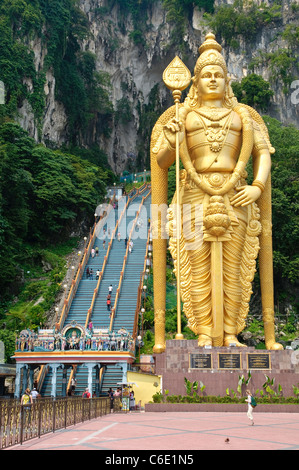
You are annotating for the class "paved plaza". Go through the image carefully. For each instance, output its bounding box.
[6,411,299,451]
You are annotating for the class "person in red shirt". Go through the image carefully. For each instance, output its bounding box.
[82,388,91,399]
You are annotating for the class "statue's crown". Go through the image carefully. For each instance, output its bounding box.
[195,33,227,77]
[199,32,222,55]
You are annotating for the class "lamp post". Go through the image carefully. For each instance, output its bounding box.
[137,334,142,361]
[55,307,59,323]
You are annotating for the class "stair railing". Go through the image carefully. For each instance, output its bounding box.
[110,188,151,334]
[57,195,116,330]
[108,197,144,331]
[132,225,151,339]
[84,189,140,328]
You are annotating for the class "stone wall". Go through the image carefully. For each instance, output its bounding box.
[154,340,299,397]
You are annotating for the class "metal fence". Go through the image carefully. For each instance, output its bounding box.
[0,396,121,449]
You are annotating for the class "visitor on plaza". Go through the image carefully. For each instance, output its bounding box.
[129,390,135,410]
[71,377,77,395]
[82,388,91,399]
[108,388,114,412]
[31,388,39,400]
[114,387,122,398]
[21,388,33,406]
[245,389,255,426]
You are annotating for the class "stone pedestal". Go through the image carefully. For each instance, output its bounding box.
[154,340,299,397]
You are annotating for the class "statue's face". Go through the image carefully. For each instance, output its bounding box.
[198,65,226,101]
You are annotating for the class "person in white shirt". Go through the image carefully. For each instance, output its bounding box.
[31,388,39,400]
[245,389,254,425]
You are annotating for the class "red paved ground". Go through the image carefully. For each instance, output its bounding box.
[6,411,299,451]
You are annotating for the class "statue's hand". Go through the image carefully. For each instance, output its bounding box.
[163,117,184,149]
[230,185,262,207]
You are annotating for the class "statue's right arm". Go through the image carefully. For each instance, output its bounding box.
[156,117,185,170]
[156,139,176,169]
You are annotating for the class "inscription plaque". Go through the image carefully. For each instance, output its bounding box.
[218,353,241,369]
[189,353,212,369]
[247,353,271,370]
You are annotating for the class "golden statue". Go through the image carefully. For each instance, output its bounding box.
[150,33,282,352]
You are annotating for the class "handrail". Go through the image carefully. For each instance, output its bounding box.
[0,396,120,449]
[110,188,151,333]
[67,365,77,395]
[84,189,143,328]
[133,226,151,339]
[84,196,128,328]
[36,364,47,393]
[108,197,144,331]
[56,195,116,331]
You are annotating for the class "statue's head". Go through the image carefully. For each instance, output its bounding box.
[195,33,227,78]
[185,33,236,109]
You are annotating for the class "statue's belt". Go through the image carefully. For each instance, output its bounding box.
[180,171,248,233]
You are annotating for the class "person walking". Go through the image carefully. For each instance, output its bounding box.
[107,296,111,312]
[82,388,91,399]
[86,267,90,279]
[95,246,99,256]
[108,284,113,295]
[108,388,114,413]
[21,388,33,425]
[31,388,39,401]
[245,389,255,425]
[21,388,33,406]
[89,268,93,280]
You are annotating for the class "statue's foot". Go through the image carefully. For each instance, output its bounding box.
[223,334,247,347]
[198,334,212,347]
[266,341,283,351]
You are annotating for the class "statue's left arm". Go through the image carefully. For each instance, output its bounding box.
[230,123,271,207]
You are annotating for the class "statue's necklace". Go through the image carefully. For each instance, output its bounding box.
[196,108,233,153]
[196,107,232,121]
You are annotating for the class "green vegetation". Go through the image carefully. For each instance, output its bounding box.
[0,0,114,143]
[0,121,113,305]
[205,0,282,48]
[231,74,274,111]
[162,0,214,47]
[248,23,299,92]
[151,374,299,404]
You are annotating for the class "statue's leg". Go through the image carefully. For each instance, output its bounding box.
[223,219,247,347]
[186,242,213,345]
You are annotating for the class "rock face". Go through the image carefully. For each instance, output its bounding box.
[17,0,299,173]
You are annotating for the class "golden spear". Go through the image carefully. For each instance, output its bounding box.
[162,57,191,340]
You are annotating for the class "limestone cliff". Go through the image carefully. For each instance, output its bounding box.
[16,0,299,173]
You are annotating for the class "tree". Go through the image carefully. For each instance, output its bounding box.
[232,74,274,111]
